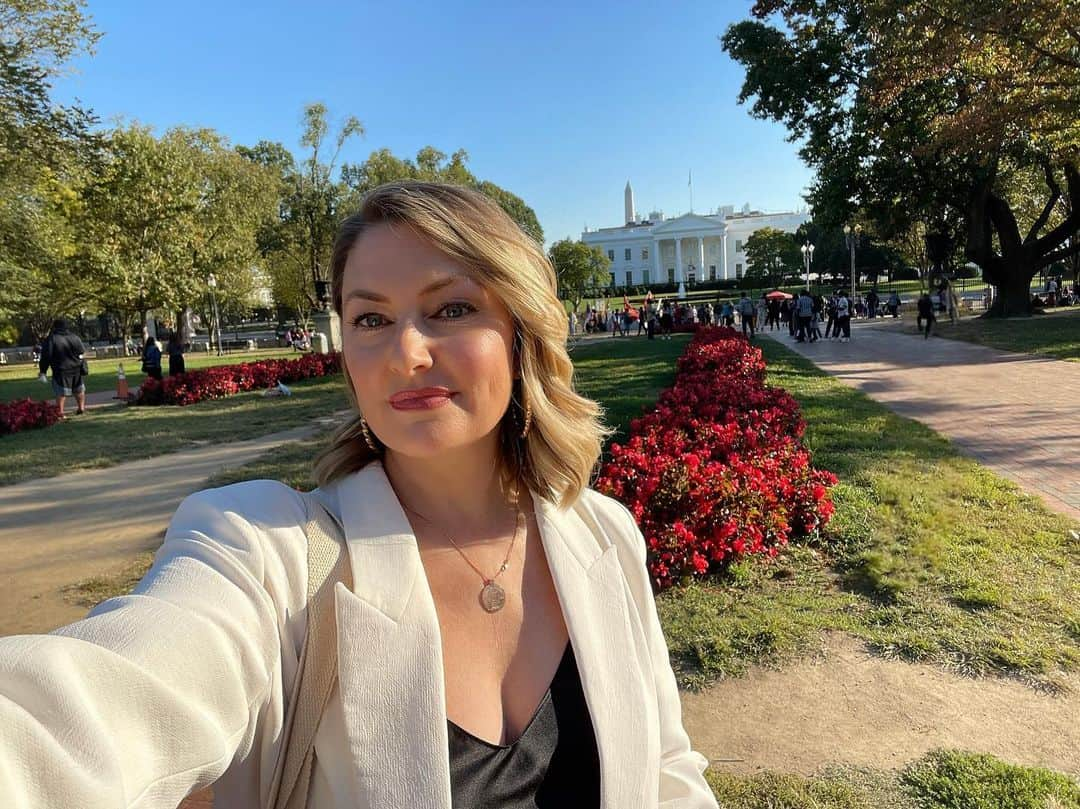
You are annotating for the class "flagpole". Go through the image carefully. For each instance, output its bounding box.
[688,169,694,213]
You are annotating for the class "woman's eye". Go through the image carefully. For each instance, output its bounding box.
[440,302,476,319]
[352,313,385,329]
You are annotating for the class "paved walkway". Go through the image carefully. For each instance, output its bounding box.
[764,322,1080,522]
[0,412,346,636]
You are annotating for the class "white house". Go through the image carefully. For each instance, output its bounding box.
[581,181,810,296]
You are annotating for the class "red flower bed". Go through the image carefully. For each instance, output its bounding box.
[0,398,61,436]
[135,352,342,406]
[595,326,837,591]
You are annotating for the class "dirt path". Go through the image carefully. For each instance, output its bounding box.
[764,323,1080,522]
[682,632,1080,777]
[0,413,343,637]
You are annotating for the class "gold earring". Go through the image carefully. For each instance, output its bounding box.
[520,401,532,439]
[359,415,378,452]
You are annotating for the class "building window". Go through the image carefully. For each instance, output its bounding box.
[688,271,696,285]
[709,265,717,281]
[735,239,743,253]
[607,249,615,261]
[736,263,743,278]
[624,248,632,261]
[642,247,649,260]
[625,270,633,286]
[609,272,616,287]
[667,267,675,284]
[642,269,650,285]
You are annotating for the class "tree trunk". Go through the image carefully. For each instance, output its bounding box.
[986,257,1035,317]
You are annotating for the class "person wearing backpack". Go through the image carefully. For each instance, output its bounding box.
[37,318,88,418]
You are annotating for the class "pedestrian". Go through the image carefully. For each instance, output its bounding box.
[795,290,815,342]
[167,331,186,376]
[660,301,674,339]
[917,292,935,339]
[887,291,901,317]
[738,293,756,338]
[721,300,735,327]
[866,288,879,319]
[0,181,716,809]
[37,317,87,419]
[835,290,851,342]
[767,298,781,331]
[825,292,839,340]
[141,336,163,380]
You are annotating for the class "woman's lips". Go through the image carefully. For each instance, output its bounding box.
[390,386,453,406]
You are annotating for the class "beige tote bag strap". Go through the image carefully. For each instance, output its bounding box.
[265,494,352,809]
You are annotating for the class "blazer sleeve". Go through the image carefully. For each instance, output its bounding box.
[0,483,302,809]
[608,498,718,809]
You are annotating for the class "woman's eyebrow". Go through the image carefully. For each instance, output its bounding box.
[344,274,466,304]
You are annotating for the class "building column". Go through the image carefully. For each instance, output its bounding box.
[653,240,661,285]
[697,236,705,282]
[722,232,729,280]
[674,238,683,285]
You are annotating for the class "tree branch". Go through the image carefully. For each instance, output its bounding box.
[1033,163,1080,254]
[1026,158,1061,244]
[1036,238,1080,270]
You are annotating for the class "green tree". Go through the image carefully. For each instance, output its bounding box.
[722,0,1080,317]
[0,0,100,177]
[341,146,544,244]
[743,227,801,287]
[547,239,610,312]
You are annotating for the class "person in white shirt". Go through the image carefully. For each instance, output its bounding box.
[0,182,717,809]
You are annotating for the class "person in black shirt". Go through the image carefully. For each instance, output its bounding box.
[37,318,87,418]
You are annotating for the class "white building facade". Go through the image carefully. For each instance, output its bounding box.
[582,183,809,292]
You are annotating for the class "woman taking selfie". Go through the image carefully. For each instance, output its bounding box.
[0,182,716,808]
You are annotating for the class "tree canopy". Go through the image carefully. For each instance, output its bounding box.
[722,0,1080,316]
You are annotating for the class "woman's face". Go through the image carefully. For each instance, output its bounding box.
[340,222,517,460]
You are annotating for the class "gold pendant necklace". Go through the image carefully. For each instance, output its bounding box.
[405,503,524,613]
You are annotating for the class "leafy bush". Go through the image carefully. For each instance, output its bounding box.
[0,398,62,436]
[595,326,837,590]
[135,352,342,406]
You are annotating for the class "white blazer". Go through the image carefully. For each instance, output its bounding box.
[0,461,716,808]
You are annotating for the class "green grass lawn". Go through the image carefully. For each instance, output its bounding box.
[0,374,350,486]
[923,306,1080,362]
[0,347,301,402]
[708,750,1080,809]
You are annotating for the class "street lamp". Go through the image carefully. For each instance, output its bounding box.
[207,274,222,356]
[843,224,862,308]
[800,243,815,291]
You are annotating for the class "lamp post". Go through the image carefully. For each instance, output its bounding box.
[207,275,222,356]
[800,243,815,291]
[843,224,862,309]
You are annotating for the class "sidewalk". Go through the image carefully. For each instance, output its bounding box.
[764,323,1080,522]
[0,411,346,636]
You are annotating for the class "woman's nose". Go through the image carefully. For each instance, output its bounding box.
[387,320,434,375]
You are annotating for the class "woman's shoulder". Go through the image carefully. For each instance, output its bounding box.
[172,479,311,543]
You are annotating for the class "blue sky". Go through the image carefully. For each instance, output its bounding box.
[54,0,814,247]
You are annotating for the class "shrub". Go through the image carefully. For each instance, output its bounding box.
[135,352,342,407]
[0,398,62,436]
[595,326,837,590]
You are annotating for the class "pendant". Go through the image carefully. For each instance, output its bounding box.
[479,581,506,613]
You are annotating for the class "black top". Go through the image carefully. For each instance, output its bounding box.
[39,330,85,376]
[447,642,601,809]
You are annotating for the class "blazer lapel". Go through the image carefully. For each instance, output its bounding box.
[535,497,656,807]
[332,462,452,809]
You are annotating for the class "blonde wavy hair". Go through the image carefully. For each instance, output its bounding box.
[313,181,612,508]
